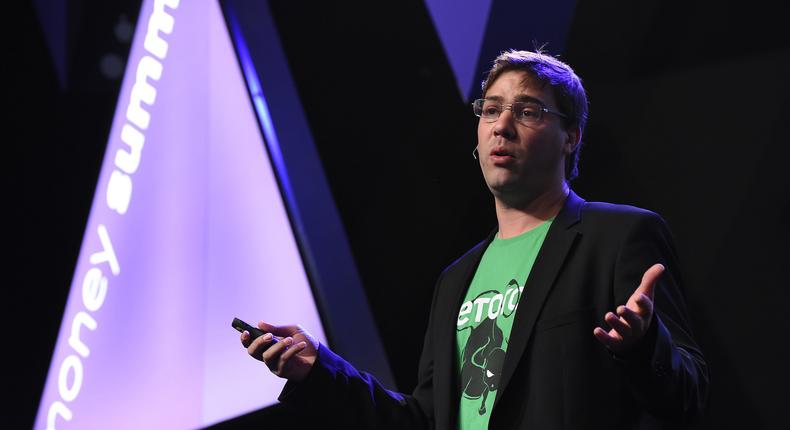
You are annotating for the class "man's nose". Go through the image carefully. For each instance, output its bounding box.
[493,110,517,140]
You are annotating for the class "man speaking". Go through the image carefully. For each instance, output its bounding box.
[240,49,709,429]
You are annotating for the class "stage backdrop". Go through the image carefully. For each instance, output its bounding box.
[35,0,328,428]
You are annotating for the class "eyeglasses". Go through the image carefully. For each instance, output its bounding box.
[472,98,568,125]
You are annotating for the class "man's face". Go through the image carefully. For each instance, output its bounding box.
[477,70,576,199]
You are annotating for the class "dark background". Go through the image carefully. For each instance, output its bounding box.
[14,0,789,428]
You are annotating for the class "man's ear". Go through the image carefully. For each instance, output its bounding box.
[564,125,582,155]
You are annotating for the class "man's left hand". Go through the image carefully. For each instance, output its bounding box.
[593,263,665,354]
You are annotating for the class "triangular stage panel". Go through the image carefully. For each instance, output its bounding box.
[424,0,493,101]
[426,0,579,101]
[36,0,329,428]
[33,0,68,88]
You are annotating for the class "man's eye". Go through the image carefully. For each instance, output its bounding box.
[483,106,501,115]
[517,107,540,119]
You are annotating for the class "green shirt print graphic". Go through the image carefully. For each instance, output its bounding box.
[456,219,552,430]
[458,280,522,413]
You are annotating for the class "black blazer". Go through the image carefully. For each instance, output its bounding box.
[280,191,709,429]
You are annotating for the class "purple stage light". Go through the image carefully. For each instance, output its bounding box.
[35,1,327,428]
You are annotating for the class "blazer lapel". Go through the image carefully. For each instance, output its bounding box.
[433,230,496,429]
[492,190,585,410]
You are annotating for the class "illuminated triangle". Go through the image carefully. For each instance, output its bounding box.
[33,0,68,88]
[35,0,328,428]
[424,0,493,101]
[426,0,578,101]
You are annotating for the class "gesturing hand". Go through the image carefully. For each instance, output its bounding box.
[241,321,319,382]
[593,263,665,354]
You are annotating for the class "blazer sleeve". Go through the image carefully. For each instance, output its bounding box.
[611,211,710,423]
[276,271,448,429]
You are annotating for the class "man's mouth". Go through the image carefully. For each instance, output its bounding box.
[490,147,515,164]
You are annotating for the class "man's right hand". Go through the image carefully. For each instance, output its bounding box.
[240,321,319,382]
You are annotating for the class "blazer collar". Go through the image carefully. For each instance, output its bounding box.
[556,188,584,229]
[434,189,585,426]
[491,189,585,410]
[486,188,584,243]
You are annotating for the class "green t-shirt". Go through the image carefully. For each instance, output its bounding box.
[456,220,552,429]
